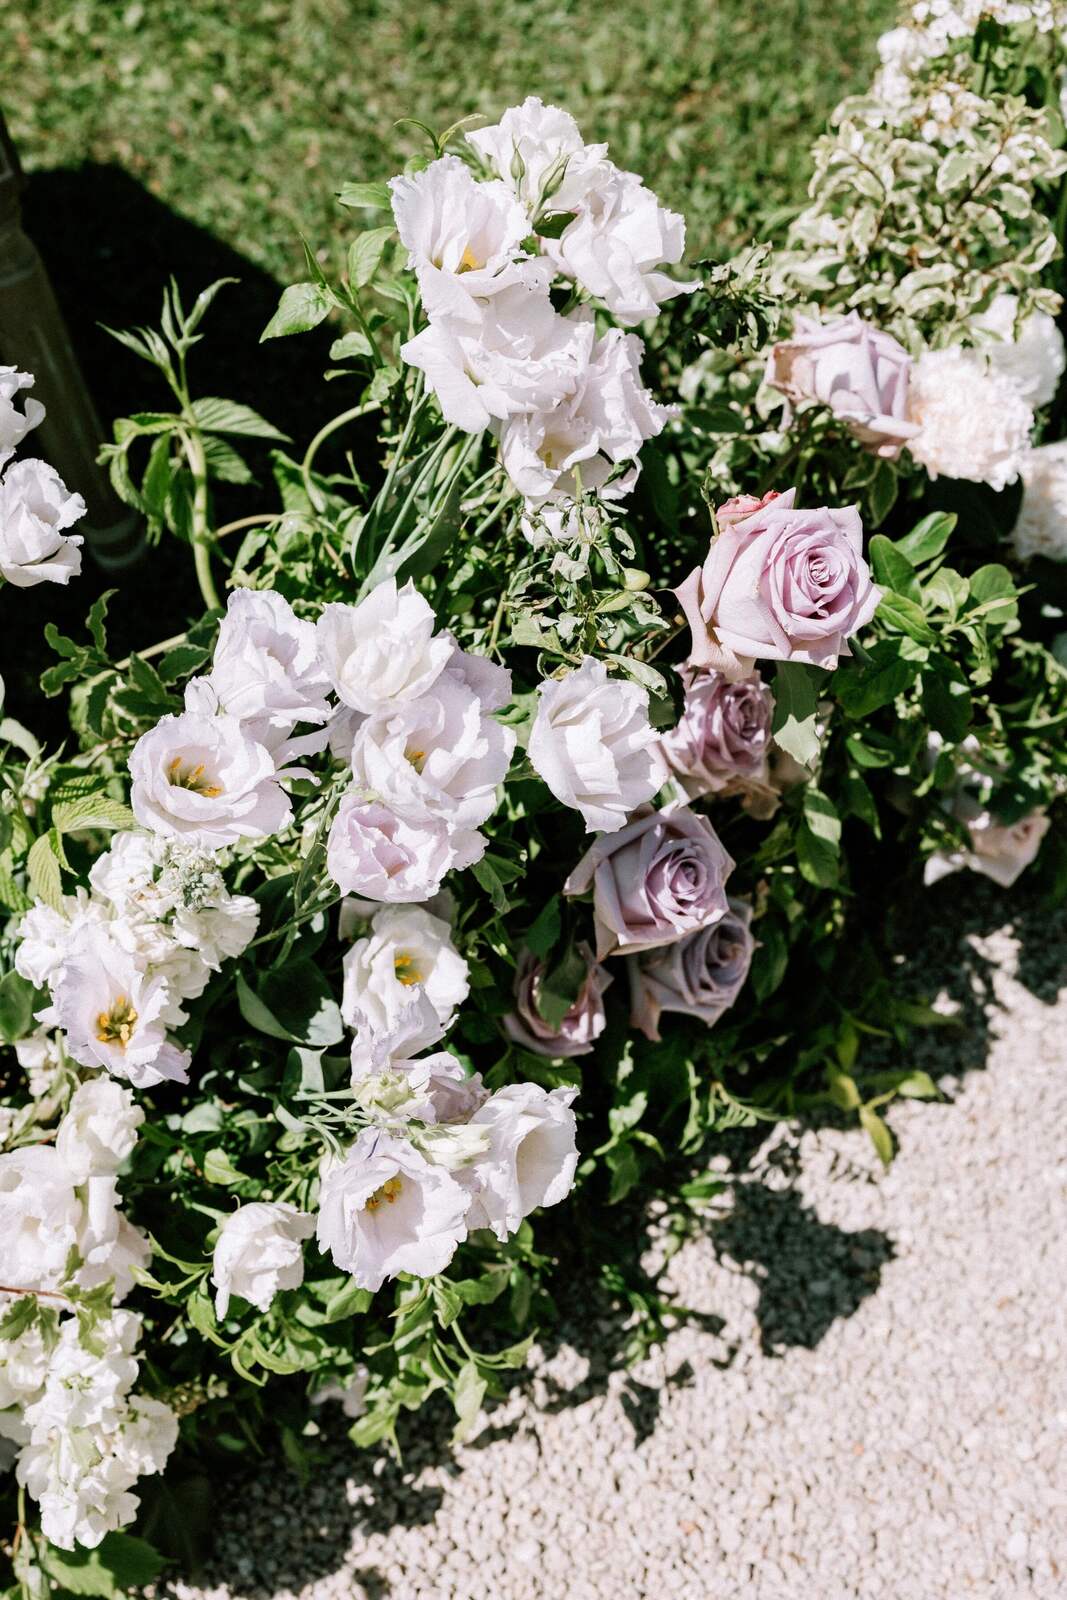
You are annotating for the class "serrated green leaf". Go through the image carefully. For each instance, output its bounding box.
[27,832,63,909]
[347,227,394,289]
[191,397,288,440]
[261,282,331,341]
[337,181,392,209]
[52,794,137,834]
[896,511,956,565]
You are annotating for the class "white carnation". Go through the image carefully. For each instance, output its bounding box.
[341,904,469,1037]
[0,1146,81,1287]
[316,1129,471,1292]
[211,1201,315,1319]
[55,1079,144,1183]
[906,346,1033,491]
[15,891,109,991]
[317,578,453,715]
[465,1083,579,1242]
[1013,440,1067,561]
[528,656,660,832]
[0,458,84,587]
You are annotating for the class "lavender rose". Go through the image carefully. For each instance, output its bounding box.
[766,312,919,460]
[674,488,879,675]
[924,809,1050,890]
[564,804,734,959]
[628,897,754,1041]
[503,942,612,1058]
[658,667,774,800]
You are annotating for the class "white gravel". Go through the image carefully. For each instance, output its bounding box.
[174,884,1067,1600]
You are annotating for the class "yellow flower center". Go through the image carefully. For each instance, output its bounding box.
[167,757,222,798]
[457,244,482,273]
[393,951,424,987]
[365,1176,403,1213]
[96,995,139,1047]
[406,747,427,773]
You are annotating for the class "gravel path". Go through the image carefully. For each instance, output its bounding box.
[175,883,1067,1600]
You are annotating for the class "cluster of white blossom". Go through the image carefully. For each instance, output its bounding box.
[392,99,692,519]
[873,2,1067,117]
[0,367,85,589]
[0,1078,178,1548]
[16,830,259,1088]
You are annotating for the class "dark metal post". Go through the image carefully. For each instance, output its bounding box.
[0,110,142,568]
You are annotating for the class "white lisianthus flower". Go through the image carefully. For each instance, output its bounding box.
[341,904,470,1036]
[211,1201,316,1319]
[316,1129,471,1292]
[50,927,190,1088]
[0,1146,82,1287]
[500,325,673,503]
[528,656,660,832]
[1013,440,1067,561]
[970,293,1065,410]
[55,1079,144,1183]
[326,794,484,902]
[466,96,610,219]
[465,1083,579,1242]
[194,587,333,760]
[349,665,516,834]
[0,459,84,588]
[129,710,291,848]
[14,891,110,990]
[390,154,532,323]
[0,366,45,468]
[400,282,587,434]
[906,346,1033,491]
[317,578,453,715]
[544,166,697,326]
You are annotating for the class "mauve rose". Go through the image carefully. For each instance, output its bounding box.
[564,803,734,959]
[766,312,919,460]
[658,667,774,800]
[716,490,781,528]
[503,942,612,1058]
[674,488,879,675]
[924,809,1049,890]
[628,897,754,1041]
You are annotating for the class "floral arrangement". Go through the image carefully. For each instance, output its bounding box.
[0,6,1064,1587]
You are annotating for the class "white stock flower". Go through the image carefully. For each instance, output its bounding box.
[196,587,332,759]
[349,666,516,834]
[0,1322,50,1414]
[0,366,45,468]
[317,578,453,715]
[0,1146,81,1287]
[544,166,696,326]
[90,831,260,968]
[211,1201,315,1319]
[400,281,585,433]
[316,1129,471,1292]
[1013,440,1067,561]
[499,325,673,503]
[50,926,190,1088]
[74,1181,150,1301]
[466,97,610,218]
[23,1311,140,1434]
[0,459,84,588]
[465,1083,578,1242]
[970,293,1065,410]
[390,154,533,323]
[528,656,660,832]
[55,1079,144,1183]
[129,710,291,848]
[14,1031,64,1099]
[327,794,484,902]
[341,904,470,1036]
[906,346,1033,491]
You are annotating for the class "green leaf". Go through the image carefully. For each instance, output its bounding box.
[337,180,392,209]
[875,592,936,645]
[261,282,332,341]
[52,793,138,834]
[452,1360,487,1442]
[324,1278,373,1323]
[0,969,37,1044]
[330,331,373,362]
[191,397,289,441]
[796,787,841,888]
[606,1140,641,1203]
[835,640,920,717]
[238,959,343,1047]
[347,227,394,289]
[203,1147,248,1187]
[525,895,561,958]
[27,831,63,909]
[87,589,115,653]
[896,511,956,566]
[859,1104,894,1167]
[38,1533,165,1598]
[869,534,920,601]
[922,664,972,742]
[771,661,820,769]
[967,563,1018,627]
